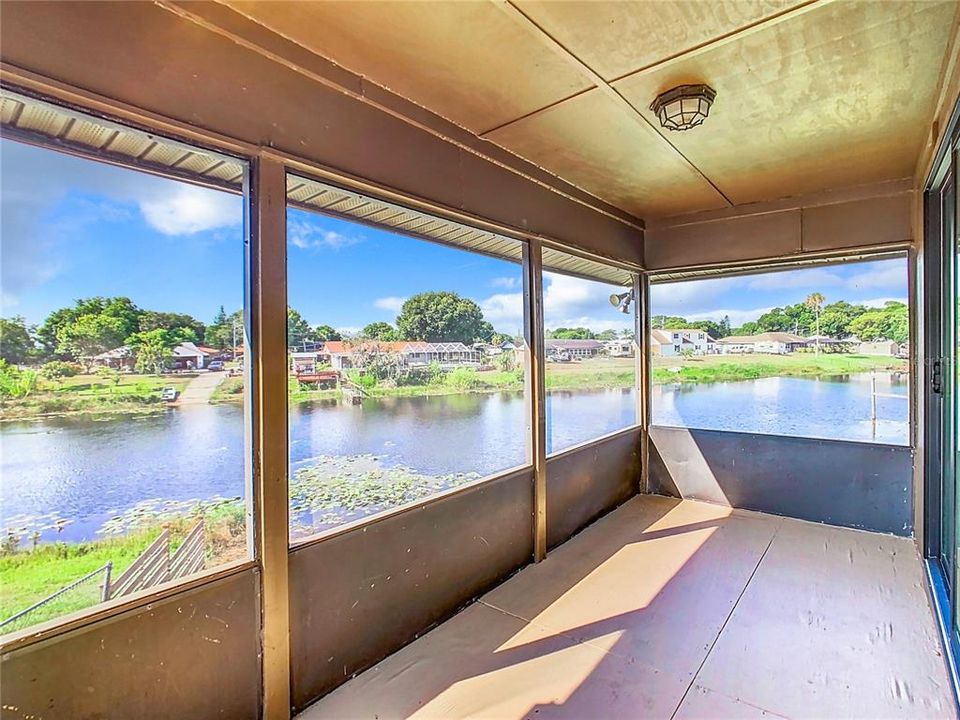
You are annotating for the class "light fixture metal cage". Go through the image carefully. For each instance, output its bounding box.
[649,84,717,131]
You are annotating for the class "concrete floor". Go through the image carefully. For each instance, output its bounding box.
[299,495,957,719]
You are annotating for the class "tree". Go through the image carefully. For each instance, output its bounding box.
[805,292,826,354]
[685,320,724,339]
[206,308,243,351]
[651,315,689,330]
[819,301,866,338]
[287,307,317,349]
[396,291,493,343]
[140,311,205,343]
[56,313,130,359]
[126,327,196,375]
[362,322,399,341]
[549,327,595,340]
[0,316,37,364]
[596,329,618,341]
[848,301,908,344]
[39,297,142,360]
[314,325,342,342]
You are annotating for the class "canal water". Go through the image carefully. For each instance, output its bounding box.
[0,373,907,543]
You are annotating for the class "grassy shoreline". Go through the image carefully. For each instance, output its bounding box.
[3,355,908,420]
[0,373,192,422]
[1,504,246,626]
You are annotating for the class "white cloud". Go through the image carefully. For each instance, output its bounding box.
[288,218,361,250]
[850,263,906,291]
[139,184,241,236]
[746,268,845,291]
[1,139,244,309]
[490,276,520,289]
[861,297,908,308]
[649,276,738,317]
[374,296,406,312]
[477,273,635,334]
[685,306,775,327]
[480,292,524,329]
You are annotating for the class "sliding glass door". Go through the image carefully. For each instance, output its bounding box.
[927,142,960,645]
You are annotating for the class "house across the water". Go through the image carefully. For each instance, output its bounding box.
[544,339,604,360]
[321,341,480,371]
[859,340,901,356]
[718,332,807,355]
[88,342,210,371]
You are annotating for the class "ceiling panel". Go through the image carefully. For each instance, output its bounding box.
[615,0,956,205]
[513,0,802,81]
[486,89,728,218]
[223,0,591,134]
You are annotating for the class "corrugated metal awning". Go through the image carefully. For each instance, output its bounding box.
[650,248,908,284]
[1,87,632,286]
[1,88,246,191]
[288,174,633,286]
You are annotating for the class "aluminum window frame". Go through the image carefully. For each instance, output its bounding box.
[647,250,915,448]
[0,76,651,718]
[0,95,259,648]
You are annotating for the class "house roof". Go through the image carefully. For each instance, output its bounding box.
[545,339,604,349]
[719,332,806,344]
[650,329,671,345]
[91,345,133,360]
[172,341,208,358]
[323,341,475,354]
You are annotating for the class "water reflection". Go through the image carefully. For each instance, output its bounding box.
[652,372,909,445]
[1,373,908,543]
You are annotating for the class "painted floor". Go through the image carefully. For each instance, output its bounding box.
[298,495,956,719]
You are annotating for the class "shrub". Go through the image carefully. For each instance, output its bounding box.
[94,365,122,385]
[40,361,82,379]
[444,367,480,390]
[0,360,39,399]
[347,370,378,390]
[394,363,443,387]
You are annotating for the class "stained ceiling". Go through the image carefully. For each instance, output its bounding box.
[222,0,955,220]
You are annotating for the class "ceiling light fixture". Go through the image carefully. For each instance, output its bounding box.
[649,84,717,131]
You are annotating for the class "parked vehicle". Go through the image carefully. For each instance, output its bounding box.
[208,360,225,371]
[161,386,178,402]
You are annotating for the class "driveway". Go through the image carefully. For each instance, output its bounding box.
[177,371,227,405]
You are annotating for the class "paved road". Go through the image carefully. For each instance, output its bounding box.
[177,371,227,405]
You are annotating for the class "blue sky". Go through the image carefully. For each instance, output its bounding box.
[650,259,908,327]
[2,138,907,335]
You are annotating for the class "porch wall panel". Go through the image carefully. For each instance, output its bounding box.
[546,427,642,549]
[649,425,914,536]
[288,468,534,713]
[0,569,261,720]
[645,181,914,270]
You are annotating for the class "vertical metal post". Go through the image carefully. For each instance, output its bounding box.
[102,561,113,602]
[635,273,652,494]
[250,154,290,720]
[524,239,548,561]
[871,373,878,439]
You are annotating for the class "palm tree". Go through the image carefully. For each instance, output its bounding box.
[805,292,826,354]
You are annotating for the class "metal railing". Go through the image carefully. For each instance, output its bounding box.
[1,519,206,634]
